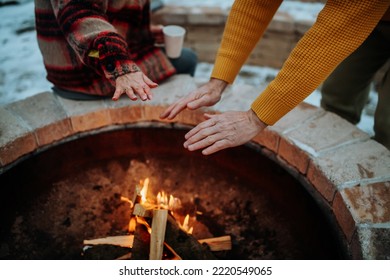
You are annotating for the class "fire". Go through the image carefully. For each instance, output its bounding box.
[156,191,182,212]
[122,178,192,234]
[139,178,149,203]
[83,177,232,260]
[180,214,193,234]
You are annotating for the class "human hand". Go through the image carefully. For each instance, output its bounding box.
[183,109,267,155]
[159,78,228,120]
[112,71,158,101]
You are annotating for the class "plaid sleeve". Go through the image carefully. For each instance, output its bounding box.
[89,31,140,80]
[54,0,138,80]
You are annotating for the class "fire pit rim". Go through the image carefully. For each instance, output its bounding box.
[1,74,389,259]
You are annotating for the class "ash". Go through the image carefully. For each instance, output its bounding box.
[7,158,301,260]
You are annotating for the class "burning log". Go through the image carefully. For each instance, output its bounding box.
[131,216,150,260]
[116,252,132,260]
[133,203,153,217]
[83,180,229,260]
[199,236,232,251]
[82,245,131,260]
[129,200,220,259]
[135,215,182,260]
[149,209,168,260]
[164,213,217,260]
[83,234,232,252]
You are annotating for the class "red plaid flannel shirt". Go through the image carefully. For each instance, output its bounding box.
[34,0,176,96]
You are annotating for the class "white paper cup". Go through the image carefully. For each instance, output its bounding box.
[163,25,186,59]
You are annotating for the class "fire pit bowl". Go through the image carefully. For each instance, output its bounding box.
[1,126,342,260]
[1,75,389,259]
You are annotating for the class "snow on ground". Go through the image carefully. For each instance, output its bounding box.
[163,0,324,22]
[0,0,375,136]
[0,1,53,105]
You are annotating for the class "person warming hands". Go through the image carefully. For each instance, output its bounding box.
[34,0,197,101]
[160,0,390,155]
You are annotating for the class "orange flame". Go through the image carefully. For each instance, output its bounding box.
[140,178,149,203]
[121,178,193,234]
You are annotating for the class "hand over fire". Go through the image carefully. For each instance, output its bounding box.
[159,78,228,120]
[112,71,158,101]
[183,109,267,155]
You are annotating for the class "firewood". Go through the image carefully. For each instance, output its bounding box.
[83,235,134,248]
[150,209,168,260]
[198,236,232,251]
[131,216,150,260]
[83,234,232,253]
[163,242,182,260]
[133,203,153,217]
[82,245,131,260]
[138,216,182,260]
[131,185,143,215]
[116,252,132,260]
[164,213,217,260]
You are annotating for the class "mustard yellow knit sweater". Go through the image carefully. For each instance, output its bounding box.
[211,0,390,125]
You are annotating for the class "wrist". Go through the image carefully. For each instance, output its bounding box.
[249,109,267,130]
[209,77,228,94]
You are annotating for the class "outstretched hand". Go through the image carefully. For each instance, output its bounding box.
[113,71,158,101]
[159,78,228,120]
[183,109,267,155]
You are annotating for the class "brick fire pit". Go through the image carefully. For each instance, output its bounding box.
[0,75,389,259]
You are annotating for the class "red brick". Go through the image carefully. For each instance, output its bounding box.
[70,110,111,133]
[307,160,338,202]
[56,96,112,133]
[333,191,356,243]
[278,137,310,174]
[109,105,143,124]
[0,133,37,167]
[252,128,280,153]
[34,119,73,146]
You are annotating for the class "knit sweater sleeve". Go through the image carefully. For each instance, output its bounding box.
[212,0,389,126]
[251,0,390,125]
[211,0,283,83]
[50,0,137,80]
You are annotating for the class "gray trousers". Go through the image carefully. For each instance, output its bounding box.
[321,21,390,149]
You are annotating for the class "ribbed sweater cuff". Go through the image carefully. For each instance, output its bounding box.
[210,56,242,84]
[251,91,293,125]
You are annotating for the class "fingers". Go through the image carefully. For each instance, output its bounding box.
[143,75,158,89]
[112,87,123,101]
[112,85,147,101]
[125,87,138,101]
[160,95,194,120]
[160,89,212,120]
[187,96,208,110]
[128,82,149,101]
[184,128,229,155]
[182,110,266,156]
[114,72,158,101]
[160,81,224,120]
[143,74,158,100]
[183,116,222,153]
[201,139,229,155]
[184,116,216,140]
